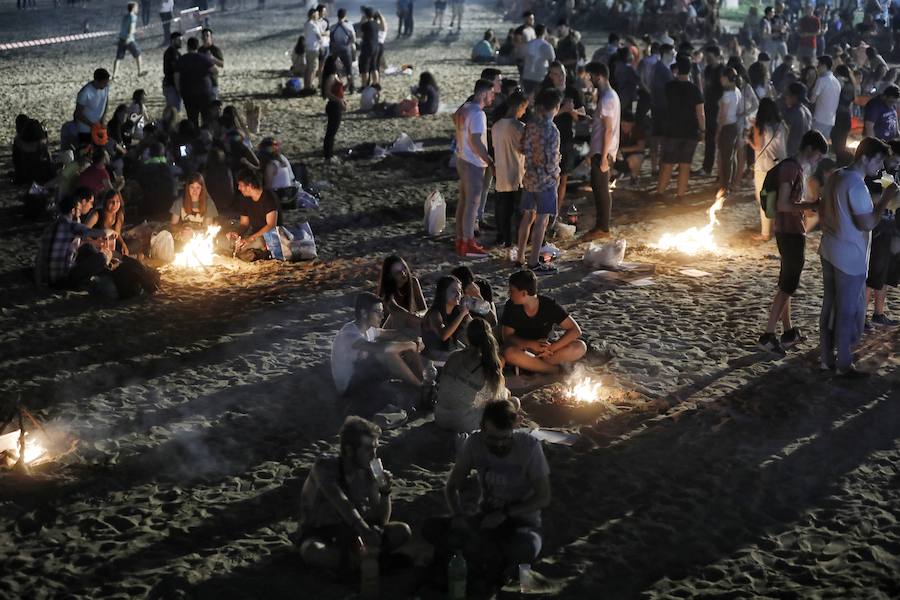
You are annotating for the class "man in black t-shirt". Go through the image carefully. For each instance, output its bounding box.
[199,28,225,99]
[225,170,279,261]
[500,270,586,374]
[657,55,705,198]
[358,7,379,87]
[701,45,724,175]
[175,37,216,127]
[162,33,182,111]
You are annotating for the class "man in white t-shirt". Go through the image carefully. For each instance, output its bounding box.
[304,7,323,91]
[818,137,897,378]
[453,79,496,257]
[331,292,424,396]
[584,61,620,239]
[521,24,555,96]
[809,55,841,141]
[74,68,111,145]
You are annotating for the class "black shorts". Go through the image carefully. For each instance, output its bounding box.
[116,39,141,60]
[866,228,893,290]
[661,137,698,165]
[358,50,376,74]
[776,232,806,295]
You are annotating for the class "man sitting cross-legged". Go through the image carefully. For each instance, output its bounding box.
[500,269,586,374]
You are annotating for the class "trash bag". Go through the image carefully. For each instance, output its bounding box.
[424,190,446,236]
[22,183,55,220]
[110,255,161,299]
[390,133,422,154]
[150,230,176,263]
[555,223,576,239]
[263,223,317,262]
[583,239,627,269]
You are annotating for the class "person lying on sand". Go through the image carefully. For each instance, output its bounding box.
[422,275,471,363]
[424,399,550,590]
[434,319,520,434]
[377,255,427,334]
[501,269,587,374]
[331,292,425,397]
[224,170,278,262]
[298,416,412,572]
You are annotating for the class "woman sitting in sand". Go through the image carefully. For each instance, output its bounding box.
[170,172,219,234]
[92,189,130,255]
[377,255,427,333]
[421,275,470,362]
[290,35,306,77]
[259,137,297,205]
[450,265,497,325]
[412,71,441,116]
[435,318,520,433]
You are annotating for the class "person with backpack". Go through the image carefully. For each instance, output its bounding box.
[329,9,357,94]
[748,97,787,241]
[757,130,828,356]
[817,137,897,378]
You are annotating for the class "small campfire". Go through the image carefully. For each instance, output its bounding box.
[173,225,220,270]
[655,189,727,255]
[565,375,603,404]
[1,404,77,473]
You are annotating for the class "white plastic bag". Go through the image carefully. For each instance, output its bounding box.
[424,190,446,236]
[583,239,627,269]
[150,230,175,263]
[390,133,422,154]
[555,223,576,239]
[264,223,317,261]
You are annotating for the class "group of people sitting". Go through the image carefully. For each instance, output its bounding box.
[331,257,587,429]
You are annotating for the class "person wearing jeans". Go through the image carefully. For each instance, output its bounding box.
[490,91,527,247]
[322,55,346,161]
[584,61,619,239]
[817,137,896,378]
[160,0,174,42]
[453,79,495,256]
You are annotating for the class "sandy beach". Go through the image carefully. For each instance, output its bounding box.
[1,1,899,598]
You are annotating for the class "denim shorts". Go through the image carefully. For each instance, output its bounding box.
[520,188,557,215]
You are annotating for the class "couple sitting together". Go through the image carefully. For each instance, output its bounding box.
[330,261,586,431]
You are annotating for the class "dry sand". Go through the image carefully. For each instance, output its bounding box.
[1,1,899,598]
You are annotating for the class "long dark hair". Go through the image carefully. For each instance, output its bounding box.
[320,55,340,98]
[430,275,460,317]
[377,255,411,303]
[466,318,503,395]
[418,71,439,92]
[450,265,474,290]
[755,97,782,133]
[293,34,304,55]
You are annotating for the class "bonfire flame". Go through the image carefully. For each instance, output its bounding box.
[564,365,604,404]
[173,225,221,269]
[1,430,47,465]
[655,189,727,255]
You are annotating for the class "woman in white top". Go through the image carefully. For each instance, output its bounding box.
[717,67,744,194]
[748,97,787,241]
[727,58,758,187]
[373,11,387,85]
[434,318,519,433]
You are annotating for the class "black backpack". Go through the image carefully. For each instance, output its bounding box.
[759,157,798,219]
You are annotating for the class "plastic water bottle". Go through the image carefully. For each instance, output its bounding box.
[358,537,380,599]
[448,553,467,600]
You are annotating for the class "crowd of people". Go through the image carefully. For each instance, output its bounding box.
[7,0,900,594]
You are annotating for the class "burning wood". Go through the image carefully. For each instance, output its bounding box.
[1,406,77,472]
[173,225,221,270]
[655,189,727,255]
[0,429,47,468]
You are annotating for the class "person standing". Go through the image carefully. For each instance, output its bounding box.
[74,69,111,147]
[358,7,378,88]
[448,0,463,32]
[540,61,584,217]
[832,65,858,159]
[112,3,145,80]
[648,43,675,175]
[174,37,216,127]
[162,32,182,111]
[716,67,743,195]
[198,28,225,100]
[749,98,788,241]
[520,24,555,96]
[777,82,813,156]
[796,4,822,64]
[756,130,827,355]
[491,91,528,248]
[583,61,620,239]
[159,0,175,43]
[316,4,331,71]
[330,8,356,93]
[139,0,151,27]
[863,85,899,142]
[517,88,562,274]
[656,55,704,199]
[453,79,495,257]
[321,55,346,162]
[304,8,323,92]
[701,45,724,176]
[818,137,897,378]
[809,55,840,143]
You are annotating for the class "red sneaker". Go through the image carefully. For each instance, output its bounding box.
[455,239,466,256]
[465,240,490,257]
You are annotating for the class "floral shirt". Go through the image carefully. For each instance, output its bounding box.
[522,115,560,192]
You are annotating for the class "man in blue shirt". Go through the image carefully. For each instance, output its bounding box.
[864,85,899,142]
[112,3,145,80]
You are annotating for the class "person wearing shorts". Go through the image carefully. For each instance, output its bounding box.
[433,0,446,29]
[112,3,144,80]
[449,0,464,31]
[517,88,561,273]
[757,130,828,355]
[657,55,703,199]
[358,7,379,87]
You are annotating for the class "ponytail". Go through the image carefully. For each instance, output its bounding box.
[467,319,504,397]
